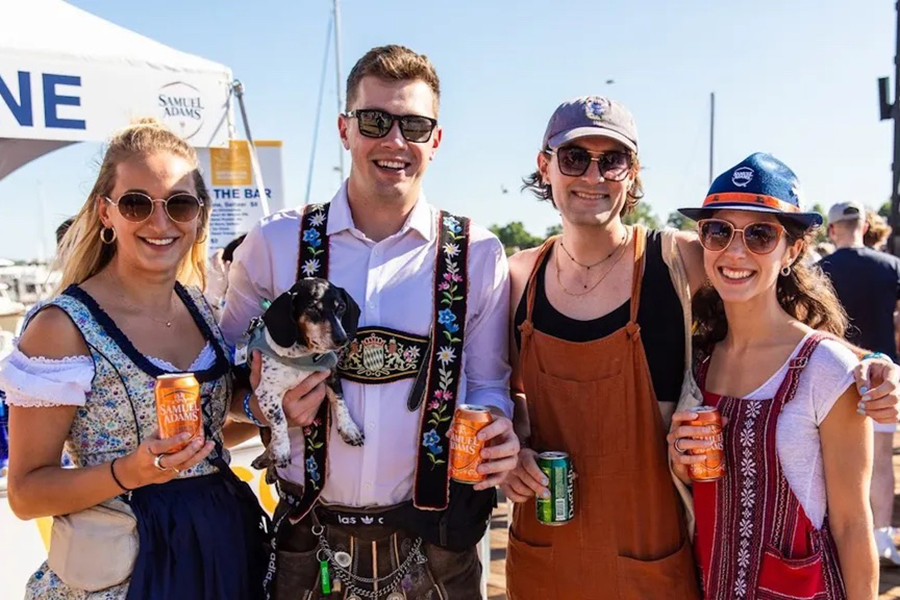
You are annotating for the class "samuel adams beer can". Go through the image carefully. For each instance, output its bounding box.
[687,406,725,482]
[537,452,575,526]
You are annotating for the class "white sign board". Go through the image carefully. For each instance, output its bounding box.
[197,140,285,254]
[0,59,232,147]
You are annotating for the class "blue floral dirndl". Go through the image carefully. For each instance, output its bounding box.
[25,284,267,600]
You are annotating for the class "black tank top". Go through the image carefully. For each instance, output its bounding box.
[513,229,685,403]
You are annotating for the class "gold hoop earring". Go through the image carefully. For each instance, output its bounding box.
[100,226,117,245]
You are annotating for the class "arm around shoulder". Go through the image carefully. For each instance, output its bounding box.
[673,230,706,296]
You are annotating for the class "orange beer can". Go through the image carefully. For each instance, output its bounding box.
[449,405,494,484]
[155,373,201,454]
[687,406,725,481]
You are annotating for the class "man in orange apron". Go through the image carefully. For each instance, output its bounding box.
[501,96,900,599]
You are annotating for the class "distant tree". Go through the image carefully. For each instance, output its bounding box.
[880,201,891,219]
[811,203,829,244]
[489,221,542,256]
[666,212,694,231]
[622,204,660,229]
[544,224,563,238]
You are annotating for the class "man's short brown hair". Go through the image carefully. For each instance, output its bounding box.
[345,45,441,115]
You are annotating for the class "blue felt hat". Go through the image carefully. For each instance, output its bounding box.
[678,153,823,228]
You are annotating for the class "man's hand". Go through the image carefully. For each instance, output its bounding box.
[473,414,520,491]
[855,358,900,424]
[500,448,548,502]
[249,350,330,427]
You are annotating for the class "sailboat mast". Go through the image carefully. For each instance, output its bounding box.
[334,0,346,181]
[709,92,715,184]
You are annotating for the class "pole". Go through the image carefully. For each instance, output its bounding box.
[232,81,270,217]
[333,0,346,181]
[304,17,334,206]
[709,92,715,185]
[892,2,900,255]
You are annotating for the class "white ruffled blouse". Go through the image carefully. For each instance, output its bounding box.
[0,343,215,408]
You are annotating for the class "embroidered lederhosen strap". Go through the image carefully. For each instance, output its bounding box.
[338,327,429,384]
[414,212,469,510]
[290,203,469,513]
[698,334,828,600]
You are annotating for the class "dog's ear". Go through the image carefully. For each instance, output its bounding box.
[337,287,360,339]
[262,291,300,348]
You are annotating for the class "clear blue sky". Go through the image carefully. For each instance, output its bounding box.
[0,0,894,260]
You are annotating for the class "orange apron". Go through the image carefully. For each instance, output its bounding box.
[506,228,700,599]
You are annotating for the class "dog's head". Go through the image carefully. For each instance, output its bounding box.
[262,278,360,355]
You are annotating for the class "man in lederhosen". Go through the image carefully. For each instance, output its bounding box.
[220,45,519,599]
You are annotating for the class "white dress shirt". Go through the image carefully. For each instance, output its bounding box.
[220,183,512,507]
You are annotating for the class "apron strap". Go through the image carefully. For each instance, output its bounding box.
[628,225,647,324]
[523,236,557,327]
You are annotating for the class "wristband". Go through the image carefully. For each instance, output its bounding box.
[243,391,266,428]
[110,457,133,492]
[862,352,891,362]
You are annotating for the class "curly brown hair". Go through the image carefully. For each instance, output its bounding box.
[521,150,645,217]
[692,216,848,351]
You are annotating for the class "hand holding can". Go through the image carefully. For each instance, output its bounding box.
[155,373,202,454]
[449,405,494,484]
[668,406,725,483]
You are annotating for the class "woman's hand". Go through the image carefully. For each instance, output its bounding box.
[667,410,715,485]
[500,448,549,502]
[117,430,215,489]
[854,358,900,424]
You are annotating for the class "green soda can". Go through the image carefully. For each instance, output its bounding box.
[536,451,574,526]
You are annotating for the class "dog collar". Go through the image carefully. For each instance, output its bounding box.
[239,318,338,371]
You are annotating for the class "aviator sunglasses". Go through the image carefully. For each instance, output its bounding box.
[697,218,786,255]
[104,192,204,223]
[544,147,633,181]
[344,109,438,143]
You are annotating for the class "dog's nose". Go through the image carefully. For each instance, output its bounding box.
[333,330,348,345]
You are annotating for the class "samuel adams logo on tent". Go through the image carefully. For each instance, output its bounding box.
[158,82,205,140]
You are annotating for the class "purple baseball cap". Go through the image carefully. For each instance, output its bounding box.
[542,96,639,153]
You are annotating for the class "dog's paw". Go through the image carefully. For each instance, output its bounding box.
[264,467,279,485]
[251,452,272,472]
[339,425,365,447]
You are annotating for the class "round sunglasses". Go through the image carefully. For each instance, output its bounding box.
[104,192,204,224]
[344,109,438,143]
[697,218,785,255]
[545,147,633,181]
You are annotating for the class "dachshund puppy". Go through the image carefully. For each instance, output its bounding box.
[247,278,362,483]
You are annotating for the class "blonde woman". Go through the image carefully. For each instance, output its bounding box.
[1,120,266,599]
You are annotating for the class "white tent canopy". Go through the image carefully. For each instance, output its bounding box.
[0,0,234,180]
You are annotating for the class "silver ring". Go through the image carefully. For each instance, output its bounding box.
[153,454,167,471]
[674,438,688,454]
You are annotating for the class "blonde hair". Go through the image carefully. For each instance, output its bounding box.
[55,119,211,292]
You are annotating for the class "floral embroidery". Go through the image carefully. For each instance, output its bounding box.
[301,204,328,266]
[296,203,331,505]
[22,287,230,599]
[301,258,320,277]
[304,417,324,490]
[421,213,467,474]
[732,399,762,598]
